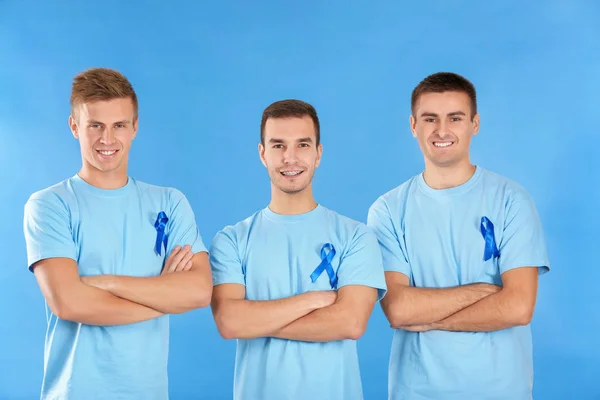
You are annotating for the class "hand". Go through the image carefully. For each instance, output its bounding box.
[307,290,338,309]
[81,275,115,291]
[162,245,194,275]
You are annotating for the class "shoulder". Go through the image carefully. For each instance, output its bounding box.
[131,179,187,201]
[368,175,419,218]
[479,168,536,205]
[318,205,375,242]
[25,177,77,213]
[212,209,263,247]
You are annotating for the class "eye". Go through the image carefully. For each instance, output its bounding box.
[424,118,436,123]
[115,123,126,129]
[90,124,102,129]
[272,144,284,149]
[299,143,310,148]
[450,117,462,122]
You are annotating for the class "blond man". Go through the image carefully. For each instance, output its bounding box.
[23,68,212,399]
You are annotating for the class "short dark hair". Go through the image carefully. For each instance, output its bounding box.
[411,72,477,119]
[260,99,320,145]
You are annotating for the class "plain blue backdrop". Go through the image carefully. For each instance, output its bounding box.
[1,1,598,399]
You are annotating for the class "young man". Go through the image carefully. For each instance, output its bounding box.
[23,68,213,400]
[210,99,387,400]
[367,72,550,399]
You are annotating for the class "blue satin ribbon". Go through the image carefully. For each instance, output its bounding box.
[310,243,338,289]
[480,216,499,261]
[154,211,169,256]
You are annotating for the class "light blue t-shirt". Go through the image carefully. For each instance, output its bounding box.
[23,174,207,400]
[210,204,387,400]
[367,166,550,400]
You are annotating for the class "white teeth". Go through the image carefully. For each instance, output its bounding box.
[99,150,116,155]
[434,142,452,147]
[281,171,302,176]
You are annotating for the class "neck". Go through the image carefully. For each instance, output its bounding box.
[423,159,476,190]
[269,185,318,215]
[78,163,129,190]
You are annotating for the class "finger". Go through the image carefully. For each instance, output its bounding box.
[165,246,187,272]
[174,246,194,272]
[164,246,181,266]
[179,250,195,272]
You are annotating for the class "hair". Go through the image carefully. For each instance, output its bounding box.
[411,72,477,119]
[70,67,138,120]
[260,99,320,145]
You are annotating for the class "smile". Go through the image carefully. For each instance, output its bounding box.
[280,170,304,177]
[433,141,454,148]
[96,150,118,157]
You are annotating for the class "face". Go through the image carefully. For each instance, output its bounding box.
[69,98,138,176]
[410,91,479,168]
[259,116,322,195]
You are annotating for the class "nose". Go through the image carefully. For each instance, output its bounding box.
[436,119,452,139]
[100,127,116,145]
[283,146,298,164]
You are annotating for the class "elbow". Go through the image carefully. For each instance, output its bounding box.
[345,317,368,341]
[175,282,213,313]
[214,313,238,340]
[382,296,411,328]
[512,305,535,326]
[383,305,409,328]
[48,296,79,321]
[192,288,213,310]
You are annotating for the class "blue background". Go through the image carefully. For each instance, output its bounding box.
[1,1,598,399]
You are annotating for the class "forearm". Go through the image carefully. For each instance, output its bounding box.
[101,270,212,314]
[432,288,533,332]
[59,284,163,326]
[215,294,320,340]
[272,303,359,342]
[384,283,498,327]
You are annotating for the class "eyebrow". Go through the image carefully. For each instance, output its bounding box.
[268,137,314,144]
[86,119,131,125]
[419,111,467,118]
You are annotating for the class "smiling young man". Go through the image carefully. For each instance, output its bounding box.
[209,99,387,400]
[23,68,212,399]
[367,72,550,399]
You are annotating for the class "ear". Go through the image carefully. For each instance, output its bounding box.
[409,115,417,138]
[314,143,323,168]
[472,113,480,136]
[69,115,79,139]
[258,143,267,168]
[132,117,139,139]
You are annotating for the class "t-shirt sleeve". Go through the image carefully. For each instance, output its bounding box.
[367,197,412,278]
[498,191,550,276]
[336,224,387,300]
[23,194,77,272]
[166,189,207,255]
[209,229,245,286]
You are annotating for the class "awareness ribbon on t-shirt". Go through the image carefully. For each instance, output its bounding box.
[480,216,499,261]
[154,211,169,256]
[310,243,338,289]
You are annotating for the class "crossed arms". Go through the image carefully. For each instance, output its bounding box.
[32,245,213,326]
[382,267,539,332]
[211,284,378,342]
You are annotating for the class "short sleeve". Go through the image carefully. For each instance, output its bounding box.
[23,195,77,272]
[209,229,245,286]
[166,190,207,255]
[367,198,411,278]
[498,192,550,276]
[336,225,387,300]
